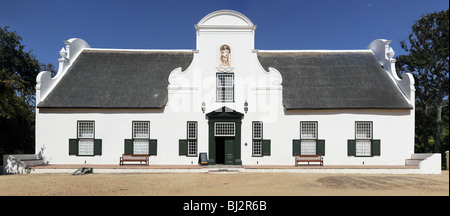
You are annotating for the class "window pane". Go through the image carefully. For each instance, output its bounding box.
[78,138,94,155]
[253,140,262,156]
[301,122,317,139]
[133,122,150,139]
[133,139,149,154]
[356,140,371,156]
[253,122,263,139]
[215,122,235,136]
[188,140,197,156]
[187,122,197,139]
[217,87,233,101]
[78,122,94,138]
[217,74,234,87]
[356,122,372,139]
[216,73,234,102]
[301,140,316,155]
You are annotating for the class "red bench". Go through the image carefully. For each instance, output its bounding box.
[120,154,149,166]
[295,154,323,166]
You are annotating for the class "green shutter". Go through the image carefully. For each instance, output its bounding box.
[347,140,356,156]
[149,139,157,156]
[94,139,102,155]
[293,139,301,156]
[262,139,271,156]
[69,139,78,155]
[371,140,381,156]
[179,139,188,156]
[124,139,133,154]
[316,139,325,156]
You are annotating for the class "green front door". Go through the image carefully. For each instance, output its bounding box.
[225,139,235,165]
[206,106,244,165]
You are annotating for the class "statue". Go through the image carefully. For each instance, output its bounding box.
[220,45,231,66]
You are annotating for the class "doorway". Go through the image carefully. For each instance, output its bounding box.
[215,137,225,164]
[206,106,243,165]
[215,137,235,165]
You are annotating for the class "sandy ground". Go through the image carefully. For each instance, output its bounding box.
[0,171,448,196]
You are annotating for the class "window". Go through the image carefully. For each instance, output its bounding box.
[124,121,157,156]
[252,121,271,157]
[69,121,102,156]
[215,122,235,136]
[347,121,380,157]
[187,122,197,156]
[355,122,372,156]
[292,122,325,156]
[133,121,150,139]
[253,122,263,139]
[78,121,95,155]
[356,140,372,156]
[132,121,150,154]
[133,139,149,154]
[188,140,197,156]
[179,121,198,157]
[300,122,317,155]
[216,73,234,102]
[253,122,263,156]
[78,121,94,138]
[187,122,197,139]
[301,122,317,140]
[356,122,372,140]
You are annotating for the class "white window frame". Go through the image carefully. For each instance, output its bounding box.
[132,121,150,154]
[133,139,149,155]
[355,122,372,156]
[355,122,372,140]
[215,122,235,136]
[78,138,94,156]
[253,122,263,156]
[187,122,197,140]
[356,140,371,156]
[253,122,263,139]
[133,121,150,139]
[188,140,197,156]
[216,73,234,102]
[300,122,317,140]
[187,121,198,156]
[300,122,318,155]
[78,121,94,139]
[77,121,95,156]
[253,140,262,157]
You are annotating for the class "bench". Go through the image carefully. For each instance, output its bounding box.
[119,154,149,166]
[295,154,323,166]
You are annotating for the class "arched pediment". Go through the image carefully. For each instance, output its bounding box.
[196,10,256,32]
[197,10,254,26]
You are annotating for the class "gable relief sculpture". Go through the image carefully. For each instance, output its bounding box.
[220,44,231,66]
[217,44,234,72]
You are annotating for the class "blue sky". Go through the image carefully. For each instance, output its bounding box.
[1,0,448,66]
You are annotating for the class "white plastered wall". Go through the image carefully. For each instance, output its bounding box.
[35,10,415,166]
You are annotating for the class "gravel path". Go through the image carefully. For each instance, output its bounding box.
[0,171,448,196]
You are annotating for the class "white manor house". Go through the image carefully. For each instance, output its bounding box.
[33,10,440,172]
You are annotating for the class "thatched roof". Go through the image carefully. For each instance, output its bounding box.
[38,49,412,110]
[38,49,194,109]
[257,51,412,110]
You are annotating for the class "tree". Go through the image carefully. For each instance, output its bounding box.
[0,26,49,158]
[396,9,449,154]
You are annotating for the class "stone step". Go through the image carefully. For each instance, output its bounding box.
[410,153,434,160]
[23,160,45,167]
[405,159,422,166]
